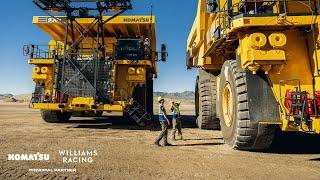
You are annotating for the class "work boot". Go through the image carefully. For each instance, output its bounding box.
[178,135,184,141]
[163,142,172,146]
[172,134,176,141]
[154,142,161,147]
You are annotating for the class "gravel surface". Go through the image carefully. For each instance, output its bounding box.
[1,103,320,179]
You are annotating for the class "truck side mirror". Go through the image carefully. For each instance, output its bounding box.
[161,44,167,62]
[206,0,218,13]
[186,50,192,69]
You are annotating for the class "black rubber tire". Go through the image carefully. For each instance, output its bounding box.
[195,72,220,130]
[40,110,72,123]
[195,76,200,118]
[217,60,275,150]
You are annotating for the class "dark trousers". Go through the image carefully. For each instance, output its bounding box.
[172,119,182,139]
[155,121,168,145]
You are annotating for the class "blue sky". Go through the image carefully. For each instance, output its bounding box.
[0,0,198,95]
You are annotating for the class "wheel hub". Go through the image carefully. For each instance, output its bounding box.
[222,82,234,127]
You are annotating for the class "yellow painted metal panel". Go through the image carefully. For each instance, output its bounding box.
[127,75,145,81]
[312,120,320,134]
[101,104,123,111]
[70,97,94,105]
[33,16,155,24]
[32,102,124,112]
[115,60,153,66]
[231,16,315,30]
[33,103,61,111]
[242,49,286,67]
[28,59,54,65]
[32,73,47,80]
[33,16,156,42]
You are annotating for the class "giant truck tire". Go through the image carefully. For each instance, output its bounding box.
[40,110,72,123]
[217,60,277,150]
[195,71,220,130]
[195,76,200,118]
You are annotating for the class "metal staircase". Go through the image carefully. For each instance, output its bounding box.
[126,101,152,126]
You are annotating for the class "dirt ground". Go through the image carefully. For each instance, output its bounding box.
[1,102,320,180]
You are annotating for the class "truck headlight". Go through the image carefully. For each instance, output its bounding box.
[41,66,49,74]
[136,67,144,75]
[249,33,267,49]
[268,33,287,48]
[128,67,136,75]
[33,66,40,74]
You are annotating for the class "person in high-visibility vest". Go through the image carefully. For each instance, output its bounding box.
[171,101,183,140]
[154,96,172,146]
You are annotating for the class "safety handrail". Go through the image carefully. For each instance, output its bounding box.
[211,0,318,42]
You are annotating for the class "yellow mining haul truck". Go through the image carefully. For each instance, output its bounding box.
[187,0,320,150]
[24,0,167,126]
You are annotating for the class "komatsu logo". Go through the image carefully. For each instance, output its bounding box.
[47,17,63,23]
[38,17,63,23]
[123,17,150,23]
[47,17,58,23]
[7,153,50,161]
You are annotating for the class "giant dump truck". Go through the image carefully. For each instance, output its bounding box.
[24,0,166,126]
[187,0,320,150]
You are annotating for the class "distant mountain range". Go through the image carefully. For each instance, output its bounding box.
[0,93,18,102]
[153,91,195,100]
[0,94,13,98]
[0,93,30,103]
[0,91,195,103]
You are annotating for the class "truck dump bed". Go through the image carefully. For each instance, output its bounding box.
[33,15,156,48]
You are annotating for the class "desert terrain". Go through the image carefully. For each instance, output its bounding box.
[1,100,320,180]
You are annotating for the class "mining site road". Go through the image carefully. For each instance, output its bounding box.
[1,102,320,180]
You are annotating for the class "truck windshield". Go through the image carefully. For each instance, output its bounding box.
[115,39,150,60]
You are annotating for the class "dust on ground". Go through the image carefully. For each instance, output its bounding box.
[1,102,320,180]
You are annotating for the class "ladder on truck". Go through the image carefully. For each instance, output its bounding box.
[126,101,152,127]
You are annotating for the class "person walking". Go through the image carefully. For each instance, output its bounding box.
[171,101,183,140]
[154,96,172,146]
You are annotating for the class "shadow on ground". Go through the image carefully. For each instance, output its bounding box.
[66,115,320,154]
[310,158,320,161]
[67,115,197,131]
[174,142,224,147]
[265,127,320,155]
[183,137,223,141]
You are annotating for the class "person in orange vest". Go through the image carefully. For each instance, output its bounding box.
[154,96,172,146]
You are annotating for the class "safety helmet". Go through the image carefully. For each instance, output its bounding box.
[157,96,164,102]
